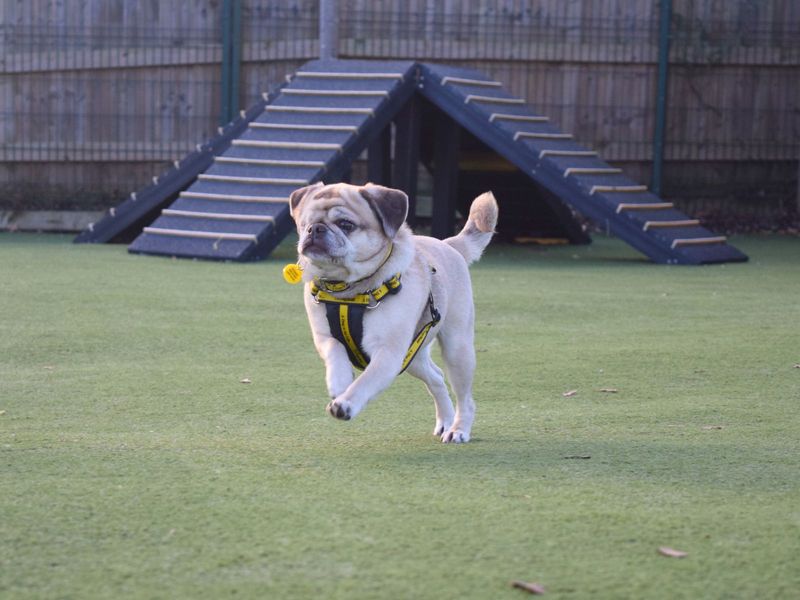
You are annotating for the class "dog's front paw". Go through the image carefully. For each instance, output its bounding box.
[433,419,454,437]
[441,427,470,444]
[326,399,352,421]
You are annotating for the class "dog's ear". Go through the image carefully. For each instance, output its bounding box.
[359,183,408,238]
[289,182,324,220]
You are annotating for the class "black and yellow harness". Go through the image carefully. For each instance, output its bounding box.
[310,273,440,374]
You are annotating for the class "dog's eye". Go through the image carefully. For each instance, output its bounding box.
[336,219,356,233]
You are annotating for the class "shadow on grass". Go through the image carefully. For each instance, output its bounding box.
[353,434,796,495]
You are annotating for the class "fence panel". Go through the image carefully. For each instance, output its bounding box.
[1,0,798,218]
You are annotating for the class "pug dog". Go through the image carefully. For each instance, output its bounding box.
[288,182,498,443]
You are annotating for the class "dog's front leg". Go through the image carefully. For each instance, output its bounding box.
[306,297,354,401]
[318,337,354,400]
[327,348,403,421]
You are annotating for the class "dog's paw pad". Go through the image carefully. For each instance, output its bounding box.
[441,429,470,444]
[326,400,352,421]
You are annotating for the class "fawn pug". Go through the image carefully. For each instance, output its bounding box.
[289,182,497,443]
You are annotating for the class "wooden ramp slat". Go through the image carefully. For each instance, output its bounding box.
[590,185,648,195]
[143,227,258,242]
[465,95,525,105]
[616,202,674,213]
[181,191,289,204]
[295,71,404,79]
[671,236,727,249]
[490,113,549,123]
[198,174,308,185]
[540,150,598,158]
[515,131,572,141]
[643,219,701,231]
[441,76,502,87]
[215,157,325,168]
[232,140,342,151]
[282,89,389,97]
[266,106,374,115]
[250,123,359,133]
[564,167,623,177]
[161,209,276,223]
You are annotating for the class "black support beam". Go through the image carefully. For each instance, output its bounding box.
[431,116,460,239]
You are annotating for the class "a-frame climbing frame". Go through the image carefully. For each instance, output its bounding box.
[76,59,747,265]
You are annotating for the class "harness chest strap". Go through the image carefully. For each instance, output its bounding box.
[327,302,369,369]
[312,275,440,373]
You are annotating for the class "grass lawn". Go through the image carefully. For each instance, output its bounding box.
[1,232,798,599]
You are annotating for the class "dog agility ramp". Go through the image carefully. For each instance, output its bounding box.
[127,60,416,261]
[418,63,747,265]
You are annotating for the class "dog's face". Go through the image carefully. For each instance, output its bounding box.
[289,183,408,280]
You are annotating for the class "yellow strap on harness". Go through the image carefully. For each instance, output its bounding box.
[400,316,438,372]
[337,304,369,369]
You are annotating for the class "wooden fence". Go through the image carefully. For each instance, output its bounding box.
[1,0,798,213]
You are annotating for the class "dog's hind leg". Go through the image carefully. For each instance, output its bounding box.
[405,346,455,437]
[437,330,476,444]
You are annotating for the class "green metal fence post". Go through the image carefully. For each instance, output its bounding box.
[230,0,242,118]
[220,0,241,125]
[796,160,800,213]
[652,0,672,197]
[220,0,232,125]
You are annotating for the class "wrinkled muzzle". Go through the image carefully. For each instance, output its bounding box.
[301,222,342,259]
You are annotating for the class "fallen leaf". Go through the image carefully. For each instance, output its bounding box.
[0,410,6,416]
[562,389,578,397]
[43,366,55,370]
[511,580,546,595]
[658,546,688,558]
[598,388,618,393]
[702,425,724,430]
[240,378,252,384]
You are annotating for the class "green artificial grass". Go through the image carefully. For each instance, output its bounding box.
[1,232,798,599]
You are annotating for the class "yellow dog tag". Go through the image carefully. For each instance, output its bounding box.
[282,263,303,285]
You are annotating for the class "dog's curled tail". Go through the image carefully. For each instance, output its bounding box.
[444,191,499,265]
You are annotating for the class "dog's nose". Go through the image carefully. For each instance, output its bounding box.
[308,223,328,237]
